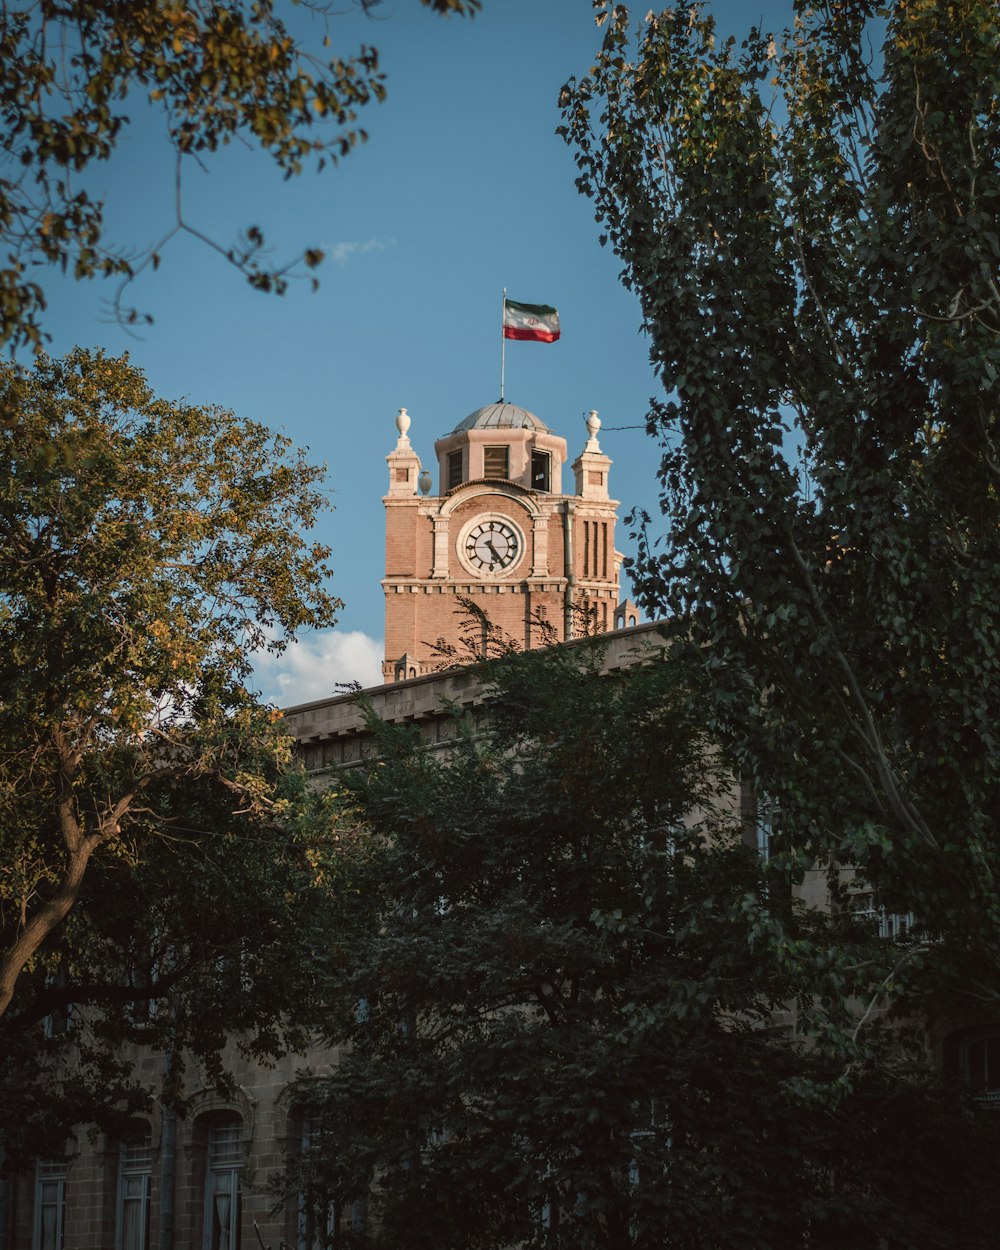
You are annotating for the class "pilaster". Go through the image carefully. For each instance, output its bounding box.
[431,515,450,578]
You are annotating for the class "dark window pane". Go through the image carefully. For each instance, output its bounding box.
[531,450,550,491]
[987,1036,1000,1087]
[968,1038,986,1084]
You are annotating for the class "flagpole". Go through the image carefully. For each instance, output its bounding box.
[500,288,507,402]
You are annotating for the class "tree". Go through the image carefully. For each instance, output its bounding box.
[280,642,1000,1250]
[0,0,481,351]
[0,346,338,1029]
[560,1,1000,1013]
[0,762,348,1167]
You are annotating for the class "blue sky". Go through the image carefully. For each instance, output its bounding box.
[35,0,795,703]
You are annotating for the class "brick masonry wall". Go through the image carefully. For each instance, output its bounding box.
[384,498,420,577]
[383,484,622,678]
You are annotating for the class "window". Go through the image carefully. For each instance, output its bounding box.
[962,1031,1000,1107]
[755,794,779,861]
[297,1120,337,1250]
[298,1198,336,1250]
[123,943,164,1026]
[483,446,509,479]
[447,450,463,490]
[878,909,914,940]
[531,450,550,492]
[42,1003,71,1038]
[204,1118,243,1250]
[34,1160,66,1250]
[118,1129,153,1250]
[848,889,914,940]
[628,1097,670,1229]
[42,968,72,1038]
[538,1163,560,1241]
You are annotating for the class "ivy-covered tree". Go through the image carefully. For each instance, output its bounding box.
[282,642,1000,1250]
[0,347,337,1030]
[0,0,481,350]
[560,1,1000,1013]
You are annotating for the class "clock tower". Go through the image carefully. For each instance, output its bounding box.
[382,401,626,682]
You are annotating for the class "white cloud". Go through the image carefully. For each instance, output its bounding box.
[252,629,384,708]
[324,237,396,266]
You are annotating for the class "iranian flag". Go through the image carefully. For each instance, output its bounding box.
[503,298,560,343]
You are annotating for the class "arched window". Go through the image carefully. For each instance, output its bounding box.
[117,1125,153,1250]
[33,1160,66,1250]
[204,1116,243,1250]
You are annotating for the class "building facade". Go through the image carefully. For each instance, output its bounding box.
[2,1040,346,1250]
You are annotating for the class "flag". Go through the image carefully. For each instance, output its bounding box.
[503,298,560,343]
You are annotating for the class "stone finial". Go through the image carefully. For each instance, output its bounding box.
[572,409,612,500]
[585,409,602,450]
[387,407,421,497]
[418,468,433,496]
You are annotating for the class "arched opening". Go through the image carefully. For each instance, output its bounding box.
[117,1123,153,1250]
[196,1112,244,1250]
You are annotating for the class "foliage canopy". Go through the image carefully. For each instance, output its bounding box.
[0,0,481,349]
[0,347,338,1058]
[561,0,1000,1011]
[0,764,348,1167]
[283,642,1000,1250]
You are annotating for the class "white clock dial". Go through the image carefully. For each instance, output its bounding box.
[465,520,520,572]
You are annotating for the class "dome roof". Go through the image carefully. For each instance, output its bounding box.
[451,401,550,434]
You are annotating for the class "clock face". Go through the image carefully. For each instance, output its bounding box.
[464,519,521,572]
